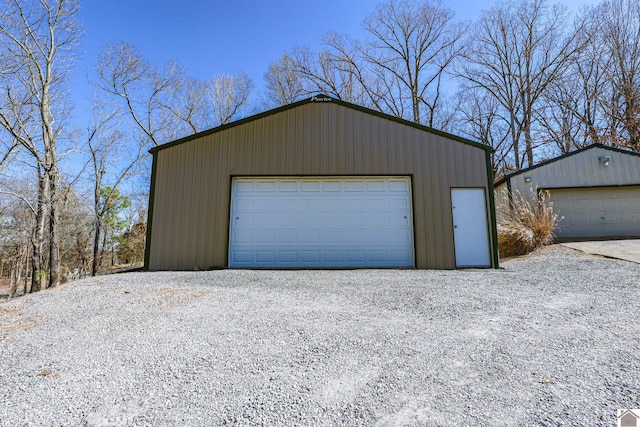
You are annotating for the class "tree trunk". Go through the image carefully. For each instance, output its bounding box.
[100,223,109,272]
[92,175,102,276]
[23,244,31,295]
[524,120,534,168]
[624,89,640,151]
[31,174,47,293]
[412,89,421,124]
[9,260,17,298]
[48,167,61,287]
[510,113,520,170]
[92,219,101,276]
[48,160,62,288]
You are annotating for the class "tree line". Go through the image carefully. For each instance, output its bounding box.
[1,0,638,295]
[262,0,640,171]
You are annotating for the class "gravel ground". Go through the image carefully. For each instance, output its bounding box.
[1,245,639,426]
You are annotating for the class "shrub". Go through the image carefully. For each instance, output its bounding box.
[497,188,559,258]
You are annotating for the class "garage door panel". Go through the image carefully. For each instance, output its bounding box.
[345,181,365,191]
[388,180,409,191]
[366,181,386,191]
[324,251,343,262]
[550,186,640,238]
[388,198,410,210]
[229,177,415,268]
[232,251,252,263]
[367,199,387,210]
[278,251,297,262]
[255,251,275,262]
[235,182,255,192]
[257,181,277,192]
[255,231,276,244]
[255,198,297,212]
[234,198,253,212]
[300,231,321,244]
[391,250,413,262]
[321,181,341,191]
[301,251,321,262]
[279,181,298,192]
[301,181,321,192]
[369,251,388,262]
[232,231,252,244]
[346,251,366,262]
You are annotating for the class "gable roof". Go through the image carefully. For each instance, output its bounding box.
[149,95,492,155]
[495,143,640,186]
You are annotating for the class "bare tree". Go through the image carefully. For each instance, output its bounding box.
[0,178,35,296]
[57,184,92,280]
[162,73,209,134]
[162,70,253,131]
[458,0,586,169]
[0,137,20,174]
[530,0,640,153]
[0,0,80,290]
[260,53,306,108]
[536,73,593,153]
[86,99,145,276]
[454,87,512,176]
[360,0,465,126]
[589,0,640,150]
[97,43,253,142]
[208,73,252,126]
[95,42,176,147]
[263,0,463,126]
[286,43,379,107]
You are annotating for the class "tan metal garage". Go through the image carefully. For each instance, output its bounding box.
[144,96,498,270]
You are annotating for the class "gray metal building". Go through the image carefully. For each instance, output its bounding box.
[495,144,640,240]
[144,96,498,270]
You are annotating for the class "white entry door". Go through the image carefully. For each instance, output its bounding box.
[451,188,491,267]
[228,177,415,268]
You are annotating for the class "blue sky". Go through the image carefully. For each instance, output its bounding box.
[70,0,598,124]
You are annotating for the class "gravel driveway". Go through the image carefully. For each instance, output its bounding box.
[1,246,639,426]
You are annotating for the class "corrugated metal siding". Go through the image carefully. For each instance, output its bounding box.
[508,147,640,195]
[148,101,492,270]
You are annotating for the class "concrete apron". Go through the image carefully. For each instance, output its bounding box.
[560,239,640,264]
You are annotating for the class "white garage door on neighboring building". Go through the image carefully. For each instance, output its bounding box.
[228,177,415,268]
[549,186,640,239]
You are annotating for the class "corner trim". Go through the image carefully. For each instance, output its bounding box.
[143,152,158,270]
[486,152,500,269]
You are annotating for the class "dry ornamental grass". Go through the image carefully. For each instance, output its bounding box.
[497,188,559,258]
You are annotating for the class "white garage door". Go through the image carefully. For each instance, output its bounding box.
[228,177,415,268]
[549,186,640,239]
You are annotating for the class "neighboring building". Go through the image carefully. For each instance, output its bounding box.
[495,144,640,240]
[144,96,498,270]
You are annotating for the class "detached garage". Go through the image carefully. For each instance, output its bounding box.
[495,144,640,240]
[144,96,498,270]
